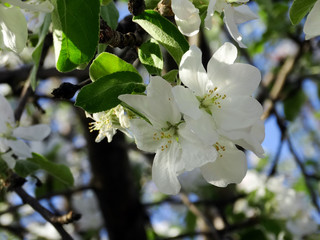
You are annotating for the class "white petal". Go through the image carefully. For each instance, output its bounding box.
[7,139,32,158]
[179,45,212,96]
[152,141,182,194]
[172,86,202,119]
[207,60,261,96]
[212,42,238,64]
[221,120,265,157]
[0,94,15,133]
[233,5,258,24]
[0,5,28,53]
[304,0,320,40]
[119,77,181,128]
[2,151,16,168]
[5,0,54,12]
[0,138,9,152]
[184,113,219,145]
[172,0,200,36]
[178,123,218,172]
[200,140,247,187]
[213,96,263,131]
[129,119,162,153]
[224,5,246,48]
[204,0,217,29]
[13,124,50,141]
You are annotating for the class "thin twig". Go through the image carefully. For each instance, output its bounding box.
[287,136,320,214]
[179,192,221,240]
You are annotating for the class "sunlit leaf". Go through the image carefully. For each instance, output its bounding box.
[75,71,146,113]
[133,10,189,65]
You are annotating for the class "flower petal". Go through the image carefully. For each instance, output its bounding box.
[119,77,181,128]
[212,42,238,64]
[180,45,212,96]
[207,60,261,96]
[184,113,219,145]
[233,5,258,24]
[152,140,182,194]
[13,124,50,141]
[200,140,247,187]
[0,94,15,133]
[172,0,200,36]
[5,0,54,12]
[221,120,265,157]
[304,0,320,40]
[172,85,202,119]
[178,123,218,172]
[0,5,28,53]
[129,119,162,153]
[204,0,217,29]
[7,139,32,158]
[213,96,263,131]
[224,5,246,48]
[2,151,16,168]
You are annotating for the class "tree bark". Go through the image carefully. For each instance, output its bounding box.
[79,112,148,240]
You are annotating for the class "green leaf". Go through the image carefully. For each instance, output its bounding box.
[51,0,100,72]
[30,14,51,90]
[27,153,74,186]
[100,0,112,5]
[90,52,141,81]
[138,39,163,75]
[162,69,179,83]
[133,10,189,65]
[289,0,317,25]
[75,71,146,113]
[284,90,306,121]
[14,160,39,178]
[101,1,119,30]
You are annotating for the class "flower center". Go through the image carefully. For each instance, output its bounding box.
[214,142,226,158]
[198,87,227,114]
[153,121,182,151]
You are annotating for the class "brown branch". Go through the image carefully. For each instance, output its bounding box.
[179,192,221,240]
[287,136,320,214]
[6,173,77,240]
[128,0,145,16]
[261,55,297,120]
[0,185,92,216]
[99,20,143,48]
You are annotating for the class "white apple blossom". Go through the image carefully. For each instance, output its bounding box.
[205,0,257,47]
[0,94,50,168]
[303,0,320,40]
[0,0,53,53]
[119,76,222,194]
[171,0,257,47]
[86,105,131,143]
[171,0,201,36]
[238,170,318,238]
[172,42,264,158]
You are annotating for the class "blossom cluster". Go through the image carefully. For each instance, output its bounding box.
[0,0,53,53]
[238,170,318,239]
[0,94,50,168]
[171,0,258,47]
[89,42,264,194]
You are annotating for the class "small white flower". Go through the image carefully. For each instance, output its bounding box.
[0,0,53,53]
[171,0,201,36]
[205,0,257,47]
[0,94,50,168]
[87,105,131,143]
[172,43,264,157]
[119,76,218,194]
[303,0,320,40]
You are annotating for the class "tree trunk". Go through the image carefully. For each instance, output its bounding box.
[80,112,148,240]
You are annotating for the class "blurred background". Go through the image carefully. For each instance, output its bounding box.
[1,0,320,239]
